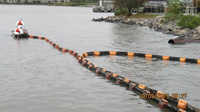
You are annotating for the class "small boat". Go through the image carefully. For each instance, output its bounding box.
[12,29,28,38]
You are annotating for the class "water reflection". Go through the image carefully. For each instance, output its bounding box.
[87,54,200,109]
[0,5,199,112]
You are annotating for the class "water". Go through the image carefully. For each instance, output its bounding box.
[0,5,200,112]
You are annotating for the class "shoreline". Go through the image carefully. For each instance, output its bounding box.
[0,3,97,7]
[93,16,200,40]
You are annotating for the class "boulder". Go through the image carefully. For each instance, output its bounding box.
[179,30,188,35]
[122,20,130,24]
[191,29,198,34]
[156,16,164,23]
[193,34,200,39]
[138,21,144,26]
[195,26,200,34]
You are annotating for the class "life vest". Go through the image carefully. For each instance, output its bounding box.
[18,21,22,25]
[16,28,20,33]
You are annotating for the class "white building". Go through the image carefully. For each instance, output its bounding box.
[99,0,113,7]
[146,0,168,6]
[179,0,193,6]
[49,0,70,3]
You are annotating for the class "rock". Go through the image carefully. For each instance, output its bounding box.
[163,30,170,34]
[191,29,198,34]
[122,20,130,24]
[195,26,200,34]
[193,34,200,39]
[174,26,181,29]
[92,16,200,40]
[138,21,144,26]
[156,16,164,23]
[179,30,188,35]
[185,33,193,39]
[154,27,163,32]
[162,24,174,32]
[92,17,105,22]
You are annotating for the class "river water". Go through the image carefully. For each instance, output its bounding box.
[0,5,199,112]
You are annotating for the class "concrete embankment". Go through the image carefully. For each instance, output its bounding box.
[93,16,200,43]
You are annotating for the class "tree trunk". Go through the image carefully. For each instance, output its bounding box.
[128,7,132,16]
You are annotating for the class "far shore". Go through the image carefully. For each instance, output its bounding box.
[0,3,98,7]
[93,14,200,40]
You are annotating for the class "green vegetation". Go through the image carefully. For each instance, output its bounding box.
[114,9,129,16]
[70,0,98,2]
[114,0,149,16]
[162,0,200,29]
[163,0,184,23]
[114,8,158,18]
[113,0,158,18]
[177,15,200,29]
[130,13,158,19]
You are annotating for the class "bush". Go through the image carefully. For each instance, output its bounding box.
[163,13,182,22]
[114,9,122,16]
[131,13,158,19]
[163,0,184,23]
[177,15,200,29]
[114,9,129,16]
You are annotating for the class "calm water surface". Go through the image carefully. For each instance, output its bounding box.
[0,5,200,112]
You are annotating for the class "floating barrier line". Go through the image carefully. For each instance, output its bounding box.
[83,51,200,64]
[27,35,200,112]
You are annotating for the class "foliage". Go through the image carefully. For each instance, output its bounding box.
[167,0,183,14]
[114,9,129,16]
[114,0,149,16]
[164,13,182,22]
[177,15,200,29]
[70,0,98,2]
[114,10,158,18]
[130,13,158,19]
[163,0,184,23]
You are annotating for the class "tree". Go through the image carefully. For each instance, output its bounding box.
[114,0,149,15]
[167,0,183,14]
[163,0,184,22]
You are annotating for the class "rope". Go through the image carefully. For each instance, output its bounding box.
[26,35,200,112]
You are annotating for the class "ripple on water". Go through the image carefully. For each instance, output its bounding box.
[0,5,199,112]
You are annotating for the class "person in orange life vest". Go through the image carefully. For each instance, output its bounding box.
[16,18,25,28]
[14,26,23,35]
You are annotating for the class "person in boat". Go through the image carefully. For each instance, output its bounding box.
[14,26,24,35]
[16,18,25,29]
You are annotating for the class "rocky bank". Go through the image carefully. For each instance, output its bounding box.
[93,16,200,40]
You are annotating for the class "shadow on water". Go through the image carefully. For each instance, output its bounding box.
[13,37,29,40]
